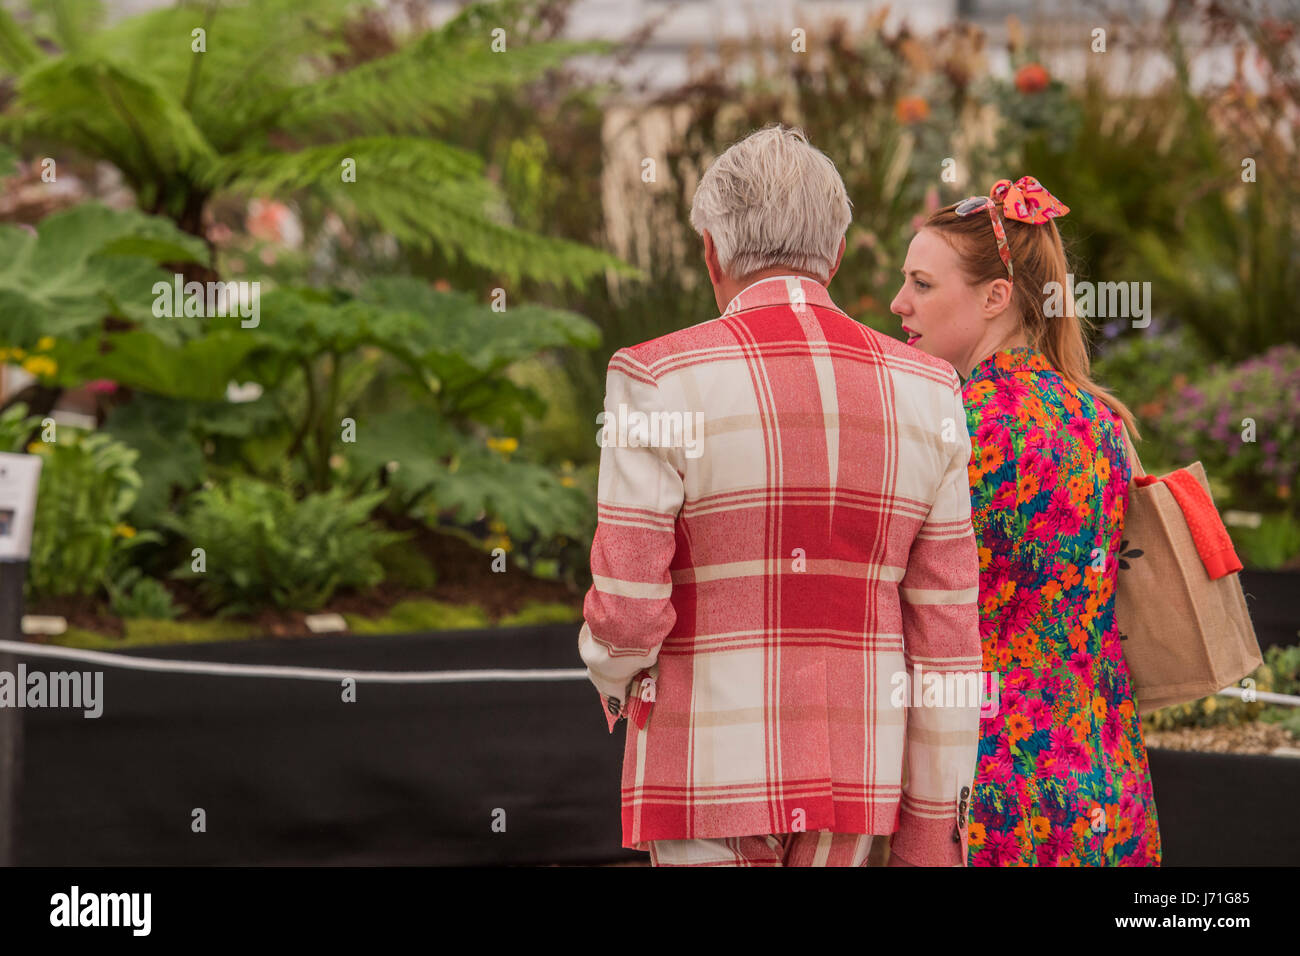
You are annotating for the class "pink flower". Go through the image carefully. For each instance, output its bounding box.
[1049,725,1091,776]
[991,480,1018,510]
[983,830,1022,866]
[85,379,118,394]
[1068,651,1093,678]
[1002,589,1040,634]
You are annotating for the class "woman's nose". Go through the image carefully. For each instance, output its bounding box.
[890,290,908,317]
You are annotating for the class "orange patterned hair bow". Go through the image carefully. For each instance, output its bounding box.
[990,176,1069,225]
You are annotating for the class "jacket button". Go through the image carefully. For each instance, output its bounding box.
[607,696,621,716]
[952,827,961,844]
[960,786,970,798]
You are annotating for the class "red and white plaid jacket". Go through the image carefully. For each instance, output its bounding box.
[579,275,981,865]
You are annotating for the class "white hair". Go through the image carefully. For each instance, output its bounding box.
[689,125,852,283]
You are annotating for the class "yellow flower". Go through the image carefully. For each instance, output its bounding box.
[26,441,46,455]
[486,534,512,553]
[560,475,576,488]
[486,436,519,455]
[36,336,55,351]
[9,347,24,360]
[21,355,57,378]
[113,523,137,539]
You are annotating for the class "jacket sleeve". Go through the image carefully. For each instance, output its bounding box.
[578,349,686,733]
[889,381,982,866]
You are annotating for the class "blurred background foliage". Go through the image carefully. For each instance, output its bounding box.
[0,0,1295,649]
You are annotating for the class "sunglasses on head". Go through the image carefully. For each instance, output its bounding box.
[954,195,1014,279]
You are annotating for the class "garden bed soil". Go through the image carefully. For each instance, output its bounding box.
[25,525,584,640]
[1144,721,1300,756]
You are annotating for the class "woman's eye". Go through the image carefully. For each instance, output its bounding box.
[914,279,929,290]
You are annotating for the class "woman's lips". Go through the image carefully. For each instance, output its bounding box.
[904,328,922,345]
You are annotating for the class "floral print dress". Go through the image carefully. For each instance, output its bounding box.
[961,346,1161,866]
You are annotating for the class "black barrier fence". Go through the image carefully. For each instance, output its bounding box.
[2,616,1299,866]
[10,625,638,866]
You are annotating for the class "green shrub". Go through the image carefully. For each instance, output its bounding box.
[26,428,150,599]
[375,538,438,590]
[163,478,404,614]
[108,568,183,620]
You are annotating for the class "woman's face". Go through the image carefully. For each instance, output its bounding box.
[890,228,996,378]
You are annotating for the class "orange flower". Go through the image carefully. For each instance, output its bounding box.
[1040,579,1062,603]
[978,444,1004,474]
[895,96,931,124]
[1007,713,1033,743]
[1016,473,1040,504]
[1095,456,1111,483]
[978,546,992,570]
[1060,564,1082,590]
[1015,62,1050,94]
[1031,816,1051,840]
[1067,627,1089,652]
[1072,816,1091,838]
[1116,816,1134,844]
[999,579,1016,603]
[968,380,996,401]
[1068,474,1091,504]
[968,821,987,846]
[1068,712,1089,740]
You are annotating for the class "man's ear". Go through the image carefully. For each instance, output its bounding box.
[984,277,1013,317]
[826,235,846,284]
[702,230,724,286]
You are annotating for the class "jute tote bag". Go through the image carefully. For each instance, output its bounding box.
[1114,427,1263,716]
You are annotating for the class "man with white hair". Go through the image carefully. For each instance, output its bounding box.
[578,125,982,866]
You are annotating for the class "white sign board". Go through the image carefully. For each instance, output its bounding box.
[0,452,43,561]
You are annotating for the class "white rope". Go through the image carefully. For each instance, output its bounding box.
[1216,686,1300,707]
[0,639,588,684]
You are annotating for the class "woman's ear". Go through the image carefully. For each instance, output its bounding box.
[983,277,1014,317]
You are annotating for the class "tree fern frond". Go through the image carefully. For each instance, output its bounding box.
[13,54,215,186]
[85,0,359,151]
[283,31,607,137]
[201,136,489,195]
[28,0,105,54]
[0,5,42,75]
[207,136,632,286]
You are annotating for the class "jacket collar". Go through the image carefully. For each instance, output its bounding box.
[720,275,841,318]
